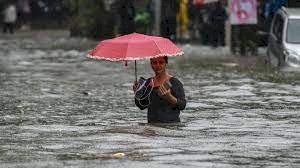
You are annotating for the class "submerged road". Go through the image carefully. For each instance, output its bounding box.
[0,31,299,168]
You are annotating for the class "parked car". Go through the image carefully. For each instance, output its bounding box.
[266,7,300,68]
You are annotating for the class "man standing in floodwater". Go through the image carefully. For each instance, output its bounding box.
[133,56,186,123]
[2,2,17,34]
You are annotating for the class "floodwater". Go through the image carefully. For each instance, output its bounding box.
[0,32,299,168]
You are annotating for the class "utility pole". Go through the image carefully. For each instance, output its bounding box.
[153,0,161,35]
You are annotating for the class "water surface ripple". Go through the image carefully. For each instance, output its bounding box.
[0,36,299,168]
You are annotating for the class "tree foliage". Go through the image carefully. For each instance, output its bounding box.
[63,0,114,39]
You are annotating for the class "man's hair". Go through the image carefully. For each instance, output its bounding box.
[150,56,168,64]
[163,56,168,64]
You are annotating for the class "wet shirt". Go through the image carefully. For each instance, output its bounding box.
[135,77,186,123]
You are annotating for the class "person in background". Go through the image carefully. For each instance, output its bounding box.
[118,0,135,35]
[146,0,154,34]
[209,1,228,47]
[178,0,189,40]
[161,0,180,41]
[17,0,31,30]
[200,7,212,45]
[133,56,186,123]
[2,2,17,34]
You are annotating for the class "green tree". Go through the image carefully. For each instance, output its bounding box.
[63,0,114,39]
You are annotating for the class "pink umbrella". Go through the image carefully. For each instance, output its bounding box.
[193,0,219,5]
[88,32,184,81]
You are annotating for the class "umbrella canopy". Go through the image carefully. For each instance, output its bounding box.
[88,32,184,81]
[193,0,219,5]
[88,32,184,61]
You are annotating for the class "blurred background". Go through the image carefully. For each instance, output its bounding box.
[0,0,299,54]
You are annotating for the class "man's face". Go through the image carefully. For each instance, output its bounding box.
[150,57,167,75]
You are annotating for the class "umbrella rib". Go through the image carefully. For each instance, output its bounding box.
[151,38,183,57]
[124,41,129,60]
[124,34,137,59]
[151,39,164,55]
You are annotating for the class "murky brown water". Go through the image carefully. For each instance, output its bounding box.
[0,33,299,168]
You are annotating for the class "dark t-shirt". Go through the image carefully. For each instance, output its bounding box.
[135,77,186,123]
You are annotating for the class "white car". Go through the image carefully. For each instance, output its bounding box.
[267,7,300,68]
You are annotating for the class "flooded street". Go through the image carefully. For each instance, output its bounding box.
[0,32,299,168]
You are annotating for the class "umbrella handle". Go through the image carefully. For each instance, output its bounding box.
[135,60,137,82]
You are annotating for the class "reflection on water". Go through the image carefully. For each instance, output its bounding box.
[0,35,299,168]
